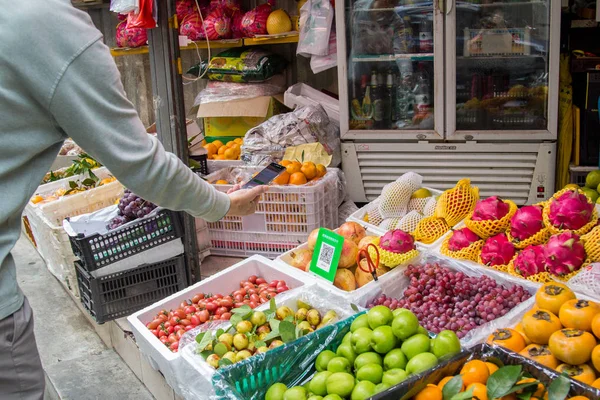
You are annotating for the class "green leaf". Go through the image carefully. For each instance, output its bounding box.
[230,314,243,327]
[547,374,570,400]
[269,319,281,332]
[216,329,225,338]
[231,305,252,314]
[501,381,540,397]
[517,392,533,400]
[69,181,78,189]
[442,375,464,400]
[450,387,474,400]
[195,332,205,343]
[81,178,96,187]
[284,315,295,323]
[255,340,266,348]
[270,297,277,314]
[350,303,360,312]
[195,330,213,352]
[487,365,522,400]
[264,330,281,342]
[218,358,233,367]
[301,149,305,163]
[199,350,212,360]
[279,321,296,343]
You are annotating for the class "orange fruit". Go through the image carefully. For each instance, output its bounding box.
[414,385,442,400]
[500,395,517,400]
[438,376,464,392]
[460,360,490,387]
[516,378,544,397]
[289,172,307,185]
[224,148,237,160]
[466,382,488,400]
[300,161,317,180]
[234,138,243,145]
[485,362,499,376]
[522,309,563,345]
[566,396,590,400]
[591,313,600,340]
[514,323,532,345]
[536,283,576,315]
[592,345,600,372]
[548,329,597,365]
[204,143,217,157]
[487,328,527,353]
[214,180,229,184]
[519,344,559,369]
[31,195,44,204]
[226,141,235,148]
[559,299,600,332]
[212,140,224,149]
[273,171,290,185]
[316,164,327,178]
[215,155,226,160]
[592,377,600,389]
[218,146,227,156]
[556,363,596,385]
[201,139,207,146]
[286,162,301,174]
[279,160,292,167]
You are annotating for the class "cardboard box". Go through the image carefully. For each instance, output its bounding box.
[197,95,285,137]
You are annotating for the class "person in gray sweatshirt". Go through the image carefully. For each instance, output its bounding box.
[0,1,268,397]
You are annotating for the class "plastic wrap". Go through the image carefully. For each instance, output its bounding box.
[565,263,600,300]
[241,104,341,167]
[115,19,148,48]
[192,75,286,106]
[310,30,337,74]
[297,0,333,57]
[110,0,138,13]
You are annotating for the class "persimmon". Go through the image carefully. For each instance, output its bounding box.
[592,345,600,372]
[591,313,600,340]
[548,329,597,365]
[567,397,590,400]
[556,363,597,385]
[466,382,488,400]
[535,282,576,315]
[487,328,527,353]
[592,377,600,389]
[522,309,563,345]
[289,172,307,185]
[559,299,600,332]
[518,344,559,369]
[460,360,490,386]
[485,361,499,376]
[514,322,532,345]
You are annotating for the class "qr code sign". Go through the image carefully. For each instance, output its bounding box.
[317,243,335,272]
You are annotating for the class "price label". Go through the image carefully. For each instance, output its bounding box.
[309,228,344,283]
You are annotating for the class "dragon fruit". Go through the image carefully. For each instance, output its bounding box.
[544,232,586,276]
[480,233,516,266]
[448,227,480,251]
[548,190,594,231]
[471,196,510,221]
[513,245,546,277]
[379,230,415,254]
[509,205,544,241]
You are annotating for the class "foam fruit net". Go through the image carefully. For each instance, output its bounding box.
[368,238,420,268]
[582,226,600,262]
[413,217,450,244]
[477,253,517,274]
[378,172,423,218]
[423,197,437,217]
[365,205,384,226]
[440,235,484,262]
[506,261,553,284]
[542,188,598,236]
[408,197,430,214]
[506,227,551,250]
[464,199,518,239]
[566,263,600,298]
[435,179,479,227]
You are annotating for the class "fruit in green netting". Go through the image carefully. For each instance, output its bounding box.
[368,306,394,329]
[352,327,374,354]
[382,368,409,386]
[316,350,336,372]
[336,342,357,364]
[277,306,294,320]
[586,170,600,188]
[351,314,370,332]
[383,348,408,371]
[236,320,253,333]
[266,383,288,400]
[351,381,377,400]
[233,333,249,350]
[283,386,308,400]
[417,326,428,336]
[218,333,233,348]
[405,352,438,375]
[295,308,308,322]
[391,311,419,340]
[375,382,390,394]
[370,325,397,354]
[222,351,236,364]
[342,332,353,345]
[582,187,599,203]
[401,334,431,359]
[356,363,383,384]
[326,372,355,398]
[309,371,332,396]
[354,352,383,371]
[392,308,411,318]
[327,357,351,373]
[206,354,220,368]
[235,350,252,362]
[250,311,267,326]
[307,309,322,326]
[430,330,461,359]
[323,395,343,400]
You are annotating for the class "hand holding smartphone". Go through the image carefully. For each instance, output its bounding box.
[242,162,287,189]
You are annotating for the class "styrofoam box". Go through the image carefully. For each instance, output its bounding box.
[127,255,314,384]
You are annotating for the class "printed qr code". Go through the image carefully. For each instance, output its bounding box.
[317,243,335,273]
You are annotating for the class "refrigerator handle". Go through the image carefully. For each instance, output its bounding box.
[436,0,443,12]
[446,0,453,14]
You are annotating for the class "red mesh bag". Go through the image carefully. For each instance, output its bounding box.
[176,0,195,23]
[115,20,148,48]
[231,10,245,38]
[203,8,232,40]
[180,12,206,40]
[210,0,242,16]
[241,1,273,37]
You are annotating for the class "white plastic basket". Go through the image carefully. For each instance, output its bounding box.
[205,167,341,258]
[127,255,313,389]
[30,166,115,204]
[195,218,212,254]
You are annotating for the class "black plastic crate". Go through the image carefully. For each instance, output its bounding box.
[76,255,188,324]
[69,209,183,273]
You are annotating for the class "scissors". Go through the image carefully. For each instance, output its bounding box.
[357,243,380,282]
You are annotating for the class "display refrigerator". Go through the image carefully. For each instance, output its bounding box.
[335,0,561,205]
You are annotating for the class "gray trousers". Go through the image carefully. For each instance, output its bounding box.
[0,297,44,400]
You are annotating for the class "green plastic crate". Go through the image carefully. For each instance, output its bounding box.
[212,312,364,400]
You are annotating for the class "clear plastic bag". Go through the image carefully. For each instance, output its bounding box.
[310,30,337,74]
[110,0,139,14]
[297,0,333,57]
[192,75,286,106]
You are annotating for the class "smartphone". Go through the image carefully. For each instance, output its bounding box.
[242,162,287,189]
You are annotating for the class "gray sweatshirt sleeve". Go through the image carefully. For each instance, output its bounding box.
[48,38,230,222]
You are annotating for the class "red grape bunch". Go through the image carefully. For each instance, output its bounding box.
[366,262,531,338]
[109,189,157,229]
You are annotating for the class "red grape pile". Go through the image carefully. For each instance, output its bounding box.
[366,263,531,338]
[109,189,157,229]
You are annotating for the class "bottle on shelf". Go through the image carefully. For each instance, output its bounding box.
[419,15,433,53]
[371,70,386,129]
[383,70,395,129]
[413,62,431,119]
[395,60,415,127]
[361,74,373,120]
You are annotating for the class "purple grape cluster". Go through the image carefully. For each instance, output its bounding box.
[366,263,532,338]
[108,189,156,229]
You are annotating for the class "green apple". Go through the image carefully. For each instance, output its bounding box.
[382,368,408,386]
[383,348,407,371]
[323,395,343,400]
[326,372,355,398]
[367,306,393,329]
[327,357,351,373]
[351,381,377,400]
[336,342,357,365]
[309,371,332,396]
[392,308,411,318]
[315,350,336,372]
[342,332,353,345]
[307,397,323,400]
[266,383,288,400]
[354,352,383,371]
[350,314,370,332]
[405,352,438,375]
[400,334,431,360]
[351,327,374,354]
[417,326,429,336]
[391,311,419,340]
[430,330,461,359]
[356,363,383,384]
[375,382,390,394]
[370,325,397,354]
[283,386,307,400]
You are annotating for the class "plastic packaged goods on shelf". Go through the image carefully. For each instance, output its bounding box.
[127,255,311,391]
[177,285,361,400]
[463,27,532,57]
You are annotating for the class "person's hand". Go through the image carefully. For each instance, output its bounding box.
[226,185,269,217]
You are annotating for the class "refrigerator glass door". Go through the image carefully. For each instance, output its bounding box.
[445,0,559,141]
[337,0,444,140]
